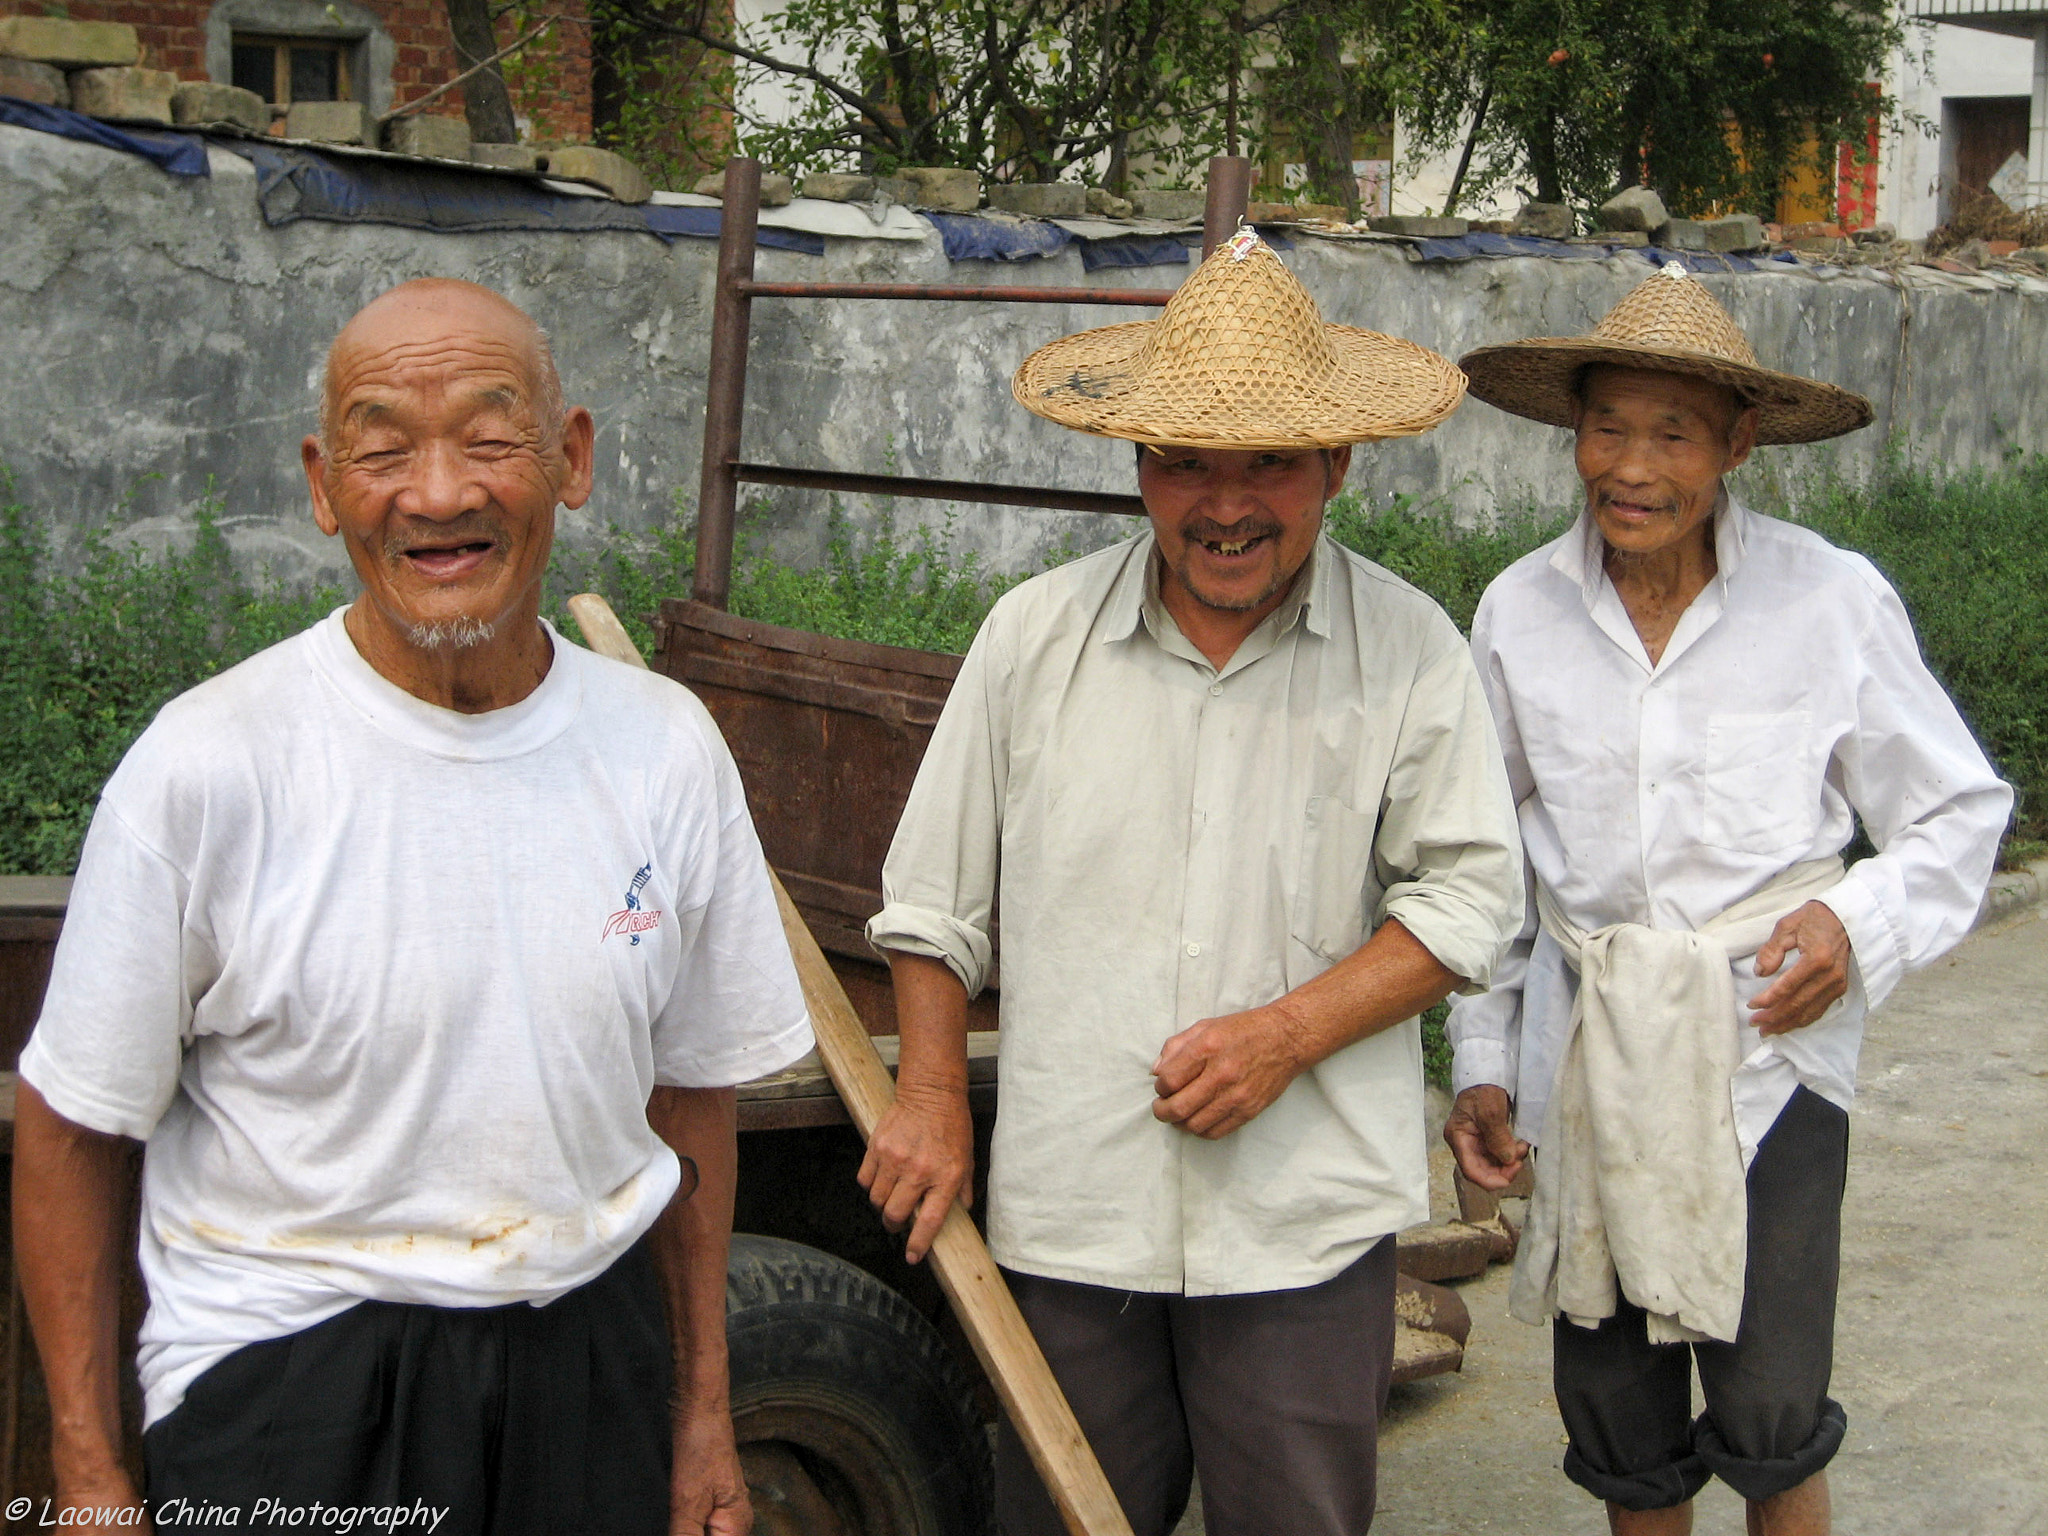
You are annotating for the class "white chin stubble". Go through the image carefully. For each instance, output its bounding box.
[406,616,498,651]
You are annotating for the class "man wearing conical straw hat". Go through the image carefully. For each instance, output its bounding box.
[1444,264,2011,1535]
[862,231,1527,1535]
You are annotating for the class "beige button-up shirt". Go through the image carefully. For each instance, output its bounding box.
[868,532,1525,1295]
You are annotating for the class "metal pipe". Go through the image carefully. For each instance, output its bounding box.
[1202,156,1254,258]
[739,280,1173,307]
[694,156,762,611]
[733,462,1145,517]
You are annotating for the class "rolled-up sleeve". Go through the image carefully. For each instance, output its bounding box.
[1820,572,2013,1008]
[866,609,1015,997]
[1446,595,1535,1090]
[1372,635,1527,992]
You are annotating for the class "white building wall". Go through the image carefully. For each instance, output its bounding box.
[1885,20,2035,237]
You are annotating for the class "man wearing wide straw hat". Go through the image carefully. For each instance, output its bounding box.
[860,231,1526,1535]
[1445,264,2011,1535]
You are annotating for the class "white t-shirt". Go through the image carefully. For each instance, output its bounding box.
[21,611,813,1426]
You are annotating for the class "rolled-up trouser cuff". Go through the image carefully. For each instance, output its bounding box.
[1694,1396,1846,1502]
[1561,1443,1711,1511]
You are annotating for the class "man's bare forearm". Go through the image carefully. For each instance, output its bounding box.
[13,1083,140,1495]
[886,953,970,1105]
[647,1086,739,1411]
[1153,918,1464,1139]
[857,952,974,1263]
[1272,917,1463,1067]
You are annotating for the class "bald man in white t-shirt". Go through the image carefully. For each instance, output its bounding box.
[14,281,811,1535]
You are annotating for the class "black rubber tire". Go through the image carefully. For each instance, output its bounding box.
[727,1234,994,1536]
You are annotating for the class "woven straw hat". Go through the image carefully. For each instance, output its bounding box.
[1458,264,1872,445]
[1012,231,1467,448]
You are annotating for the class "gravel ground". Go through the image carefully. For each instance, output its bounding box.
[1173,903,2048,1535]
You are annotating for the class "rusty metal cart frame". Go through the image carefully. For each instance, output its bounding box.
[686,154,1256,613]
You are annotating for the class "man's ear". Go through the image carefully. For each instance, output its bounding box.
[1324,444,1353,498]
[303,436,339,537]
[556,407,596,511]
[1724,405,1759,473]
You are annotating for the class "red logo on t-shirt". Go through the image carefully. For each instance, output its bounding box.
[603,907,663,941]
[605,861,661,944]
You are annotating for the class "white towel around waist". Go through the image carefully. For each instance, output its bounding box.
[1508,857,1845,1344]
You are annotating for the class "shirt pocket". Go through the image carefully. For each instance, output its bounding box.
[1701,710,1818,856]
[1290,795,1377,968]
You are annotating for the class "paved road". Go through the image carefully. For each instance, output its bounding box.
[1174,904,2048,1534]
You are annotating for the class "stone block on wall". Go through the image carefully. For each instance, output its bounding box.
[171,82,268,133]
[1128,188,1204,222]
[1368,215,1470,237]
[1598,186,1668,233]
[801,172,873,203]
[384,114,472,161]
[693,166,793,205]
[895,167,981,211]
[1085,186,1133,219]
[1511,202,1573,240]
[544,144,652,203]
[286,100,376,145]
[69,66,176,125]
[0,16,138,68]
[471,142,541,172]
[1656,219,1709,252]
[987,181,1086,218]
[0,57,67,108]
[1702,214,1765,253]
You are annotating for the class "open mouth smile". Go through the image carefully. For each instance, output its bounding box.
[401,540,497,579]
[1196,531,1273,560]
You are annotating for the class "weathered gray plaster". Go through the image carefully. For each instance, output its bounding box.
[3,122,2045,591]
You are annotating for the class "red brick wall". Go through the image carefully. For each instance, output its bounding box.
[1,0,591,140]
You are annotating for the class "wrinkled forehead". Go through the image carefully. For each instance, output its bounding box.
[328,326,543,432]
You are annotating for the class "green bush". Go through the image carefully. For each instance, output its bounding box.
[1324,491,1571,634]
[9,456,2040,883]
[550,497,1034,660]
[0,473,341,876]
[1790,452,2046,855]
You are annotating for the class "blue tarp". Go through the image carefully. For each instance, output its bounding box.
[0,97,209,177]
[637,200,823,254]
[226,141,825,251]
[925,211,1073,262]
[1078,234,1191,271]
[926,212,1286,269]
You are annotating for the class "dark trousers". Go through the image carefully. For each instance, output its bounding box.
[144,1240,672,1536]
[1553,1085,1851,1510]
[997,1237,1398,1536]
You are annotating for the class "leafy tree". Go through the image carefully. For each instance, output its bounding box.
[1368,0,1911,217]
[590,0,1293,186]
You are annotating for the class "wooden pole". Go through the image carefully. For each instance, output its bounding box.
[694,157,761,611]
[565,594,1136,1536]
[1203,155,1254,258]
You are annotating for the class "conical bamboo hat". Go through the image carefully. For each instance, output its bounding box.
[1012,230,1466,448]
[1458,263,1873,445]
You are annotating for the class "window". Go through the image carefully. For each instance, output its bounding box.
[230,33,353,107]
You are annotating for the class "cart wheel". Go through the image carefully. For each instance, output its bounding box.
[728,1234,994,1536]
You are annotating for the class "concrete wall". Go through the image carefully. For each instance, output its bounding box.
[4,121,2047,591]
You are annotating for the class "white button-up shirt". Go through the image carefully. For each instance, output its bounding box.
[870,533,1525,1295]
[1449,499,2011,1159]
